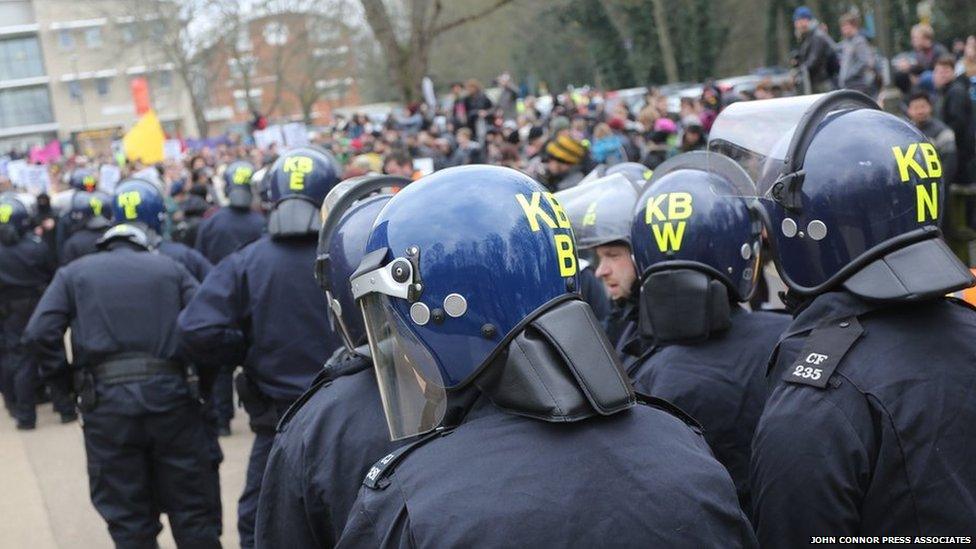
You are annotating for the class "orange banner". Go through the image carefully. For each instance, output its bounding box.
[130,77,151,116]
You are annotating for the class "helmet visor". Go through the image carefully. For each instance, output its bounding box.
[360,293,447,441]
[554,173,640,249]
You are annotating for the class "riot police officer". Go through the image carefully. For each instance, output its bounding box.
[554,173,640,348]
[23,223,220,547]
[335,165,756,548]
[0,193,56,429]
[255,175,409,547]
[194,160,266,436]
[60,190,113,265]
[178,147,342,549]
[707,91,976,543]
[626,152,789,510]
[112,178,212,282]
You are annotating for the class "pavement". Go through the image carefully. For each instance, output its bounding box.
[0,404,254,548]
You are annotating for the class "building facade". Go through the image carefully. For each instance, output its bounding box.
[0,0,57,153]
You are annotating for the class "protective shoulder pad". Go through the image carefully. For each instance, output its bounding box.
[363,427,455,490]
[634,392,703,434]
[783,316,863,389]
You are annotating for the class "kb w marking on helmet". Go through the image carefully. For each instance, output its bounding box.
[515,192,577,277]
[643,192,693,253]
[891,142,941,223]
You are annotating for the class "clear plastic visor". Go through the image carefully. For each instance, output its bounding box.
[554,173,640,249]
[360,293,447,441]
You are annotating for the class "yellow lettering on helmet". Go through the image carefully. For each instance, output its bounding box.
[283,156,314,191]
[516,192,557,232]
[892,143,927,182]
[916,182,938,222]
[543,193,571,229]
[644,192,694,252]
[89,197,103,217]
[652,222,686,252]
[554,233,576,277]
[667,192,693,220]
[233,167,253,185]
[0,204,12,223]
[582,201,598,226]
[645,194,667,223]
[919,143,942,179]
[118,191,142,220]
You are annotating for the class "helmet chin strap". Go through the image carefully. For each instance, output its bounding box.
[474,299,634,422]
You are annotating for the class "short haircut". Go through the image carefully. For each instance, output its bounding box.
[907,90,932,105]
[839,12,860,27]
[935,54,957,70]
[912,23,934,40]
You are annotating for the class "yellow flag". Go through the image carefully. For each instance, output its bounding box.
[122,109,165,164]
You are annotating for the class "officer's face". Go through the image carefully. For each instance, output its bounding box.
[594,244,637,300]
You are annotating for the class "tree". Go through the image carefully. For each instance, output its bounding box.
[359,0,517,102]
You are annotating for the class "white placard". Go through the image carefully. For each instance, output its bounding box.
[18,165,50,194]
[99,164,122,193]
[282,123,309,148]
[253,125,286,151]
[6,159,26,185]
[163,139,183,160]
[413,157,434,176]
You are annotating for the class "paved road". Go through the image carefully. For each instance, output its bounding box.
[0,404,254,548]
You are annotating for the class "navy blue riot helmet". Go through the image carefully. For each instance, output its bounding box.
[350,165,619,439]
[112,178,166,233]
[0,193,33,245]
[68,190,113,231]
[69,168,98,192]
[265,147,340,237]
[631,151,761,302]
[224,160,255,209]
[315,175,406,352]
[709,90,974,300]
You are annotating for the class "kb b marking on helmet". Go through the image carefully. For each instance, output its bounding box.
[515,191,576,277]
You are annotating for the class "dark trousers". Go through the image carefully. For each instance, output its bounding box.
[47,364,76,416]
[83,401,221,549]
[0,297,39,425]
[237,399,290,549]
[210,365,236,427]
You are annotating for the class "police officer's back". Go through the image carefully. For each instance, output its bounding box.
[709,92,976,543]
[59,190,112,265]
[195,160,265,265]
[179,147,342,549]
[335,166,756,548]
[22,224,220,547]
[0,193,55,429]
[625,153,789,510]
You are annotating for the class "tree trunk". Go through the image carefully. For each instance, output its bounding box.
[650,0,679,83]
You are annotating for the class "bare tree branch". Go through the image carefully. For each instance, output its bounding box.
[431,0,515,36]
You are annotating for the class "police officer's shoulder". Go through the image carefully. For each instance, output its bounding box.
[633,392,704,434]
[277,349,373,431]
[362,427,455,491]
[25,233,43,245]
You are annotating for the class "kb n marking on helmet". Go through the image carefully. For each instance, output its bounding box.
[891,142,941,223]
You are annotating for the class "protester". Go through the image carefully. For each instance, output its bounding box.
[837,12,878,96]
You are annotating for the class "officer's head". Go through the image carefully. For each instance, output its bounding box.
[708,90,974,301]
[630,152,761,341]
[265,147,340,238]
[224,160,255,210]
[605,162,654,188]
[554,173,641,300]
[68,190,113,232]
[95,223,152,251]
[351,165,632,439]
[315,175,406,352]
[0,193,33,245]
[69,168,98,192]
[111,178,166,234]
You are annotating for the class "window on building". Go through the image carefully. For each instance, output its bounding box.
[120,24,136,44]
[263,22,289,46]
[58,30,74,49]
[235,26,252,51]
[158,70,172,90]
[228,57,256,79]
[68,80,82,101]
[0,86,55,128]
[95,77,110,97]
[0,36,45,81]
[84,27,102,48]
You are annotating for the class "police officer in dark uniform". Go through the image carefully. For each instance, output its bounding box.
[707,91,976,543]
[178,147,342,549]
[0,193,57,429]
[625,152,789,510]
[554,173,639,348]
[23,223,220,548]
[193,161,266,435]
[60,190,113,265]
[112,178,212,282]
[335,166,757,548]
[255,175,407,547]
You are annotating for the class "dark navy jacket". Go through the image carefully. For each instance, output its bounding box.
[158,240,212,282]
[256,350,399,548]
[23,244,199,415]
[0,234,55,293]
[628,307,789,511]
[177,235,338,402]
[195,207,266,265]
[751,291,976,546]
[60,227,106,265]
[336,401,757,549]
